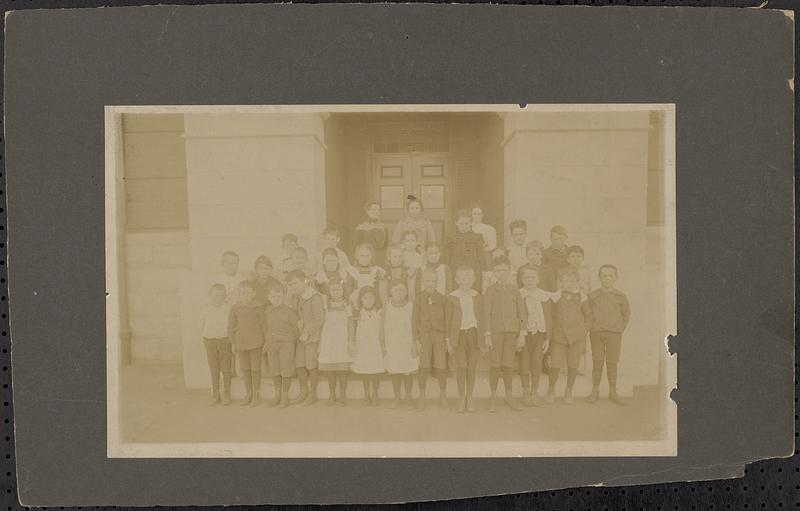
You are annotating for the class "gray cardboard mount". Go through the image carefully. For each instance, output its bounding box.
[4,4,794,506]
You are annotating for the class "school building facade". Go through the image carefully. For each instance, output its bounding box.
[112,108,671,395]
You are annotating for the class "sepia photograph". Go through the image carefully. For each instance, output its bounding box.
[105,104,677,457]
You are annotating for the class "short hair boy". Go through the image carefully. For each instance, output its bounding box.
[447,265,485,412]
[483,256,528,412]
[412,268,450,409]
[286,270,326,405]
[442,209,488,291]
[545,269,593,405]
[252,255,280,306]
[212,250,249,304]
[227,280,268,406]
[280,233,299,276]
[506,219,529,275]
[515,240,557,292]
[517,265,553,407]
[263,283,300,408]
[320,227,351,270]
[566,245,592,294]
[543,225,569,272]
[413,242,453,297]
[200,283,233,405]
[587,265,631,405]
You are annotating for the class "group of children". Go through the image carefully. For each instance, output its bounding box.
[200,209,631,413]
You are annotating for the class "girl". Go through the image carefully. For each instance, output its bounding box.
[314,247,355,298]
[353,201,389,266]
[346,243,384,308]
[391,195,437,249]
[380,280,418,409]
[317,280,354,406]
[382,244,413,303]
[349,286,385,406]
[470,204,498,254]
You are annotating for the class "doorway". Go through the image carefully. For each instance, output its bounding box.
[371,152,452,243]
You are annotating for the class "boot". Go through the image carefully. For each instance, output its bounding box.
[488,394,497,413]
[505,395,521,411]
[531,387,542,407]
[439,393,449,410]
[587,387,600,404]
[545,388,555,404]
[250,388,260,406]
[456,395,466,413]
[563,387,574,405]
[609,388,626,406]
[250,372,261,406]
[418,389,427,410]
[522,390,533,407]
[466,394,476,412]
[209,388,221,406]
[240,372,252,406]
[304,387,318,406]
[221,374,232,405]
[278,390,290,408]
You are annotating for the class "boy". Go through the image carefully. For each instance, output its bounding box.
[516,240,557,292]
[543,225,569,274]
[400,230,424,272]
[566,245,592,295]
[414,242,453,296]
[588,265,631,405]
[483,256,528,412]
[447,266,485,412]
[546,269,593,405]
[288,247,316,279]
[443,209,488,292]
[506,219,529,276]
[227,280,268,406]
[413,268,450,409]
[286,270,326,405]
[318,227,350,271]
[518,266,553,406]
[252,255,281,307]
[212,251,250,304]
[200,283,233,405]
[263,283,300,408]
[279,233,299,278]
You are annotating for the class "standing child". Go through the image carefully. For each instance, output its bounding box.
[413,242,453,297]
[413,268,450,409]
[252,256,281,307]
[318,227,351,271]
[313,247,355,299]
[546,269,593,405]
[400,230,424,273]
[200,283,233,405]
[506,219,529,277]
[353,201,389,266]
[350,286,385,405]
[443,209,488,292]
[279,234,299,279]
[470,204,498,254]
[447,266,485,413]
[263,283,299,408]
[317,280,354,406]
[483,257,528,412]
[227,280,268,406]
[516,240,557,292]
[288,247,316,279]
[518,266,553,407]
[543,225,569,274]
[380,280,418,409]
[588,265,631,406]
[286,270,325,405]
[347,244,384,307]
[212,251,250,304]
[566,245,592,295]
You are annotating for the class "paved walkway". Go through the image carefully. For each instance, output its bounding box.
[119,364,664,444]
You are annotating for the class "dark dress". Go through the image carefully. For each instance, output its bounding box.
[353,220,389,266]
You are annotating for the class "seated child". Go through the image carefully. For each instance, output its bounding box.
[516,240,557,292]
[588,264,631,406]
[380,279,418,409]
[413,268,450,409]
[349,286,385,405]
[413,242,452,297]
[318,227,351,271]
[506,219,529,277]
[517,266,553,407]
[400,230,424,272]
[317,280,354,406]
[447,266,485,413]
[252,255,281,307]
[286,270,325,405]
[346,243,385,307]
[200,283,233,405]
[227,280,267,406]
[313,247,355,299]
[443,209,488,292]
[212,251,250,304]
[543,225,569,273]
[483,256,528,412]
[566,245,592,295]
[263,283,299,408]
[546,269,593,405]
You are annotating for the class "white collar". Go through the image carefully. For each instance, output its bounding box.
[450,288,479,298]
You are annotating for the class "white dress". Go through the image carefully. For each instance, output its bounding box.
[318,301,353,371]
[382,301,418,374]
[350,309,385,375]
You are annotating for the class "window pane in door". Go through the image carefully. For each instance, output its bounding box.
[380,185,405,209]
[420,184,445,209]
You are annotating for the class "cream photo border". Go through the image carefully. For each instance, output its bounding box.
[105,104,677,458]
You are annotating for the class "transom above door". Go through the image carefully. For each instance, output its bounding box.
[372,153,451,244]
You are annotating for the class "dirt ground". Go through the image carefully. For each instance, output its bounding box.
[119,364,664,444]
